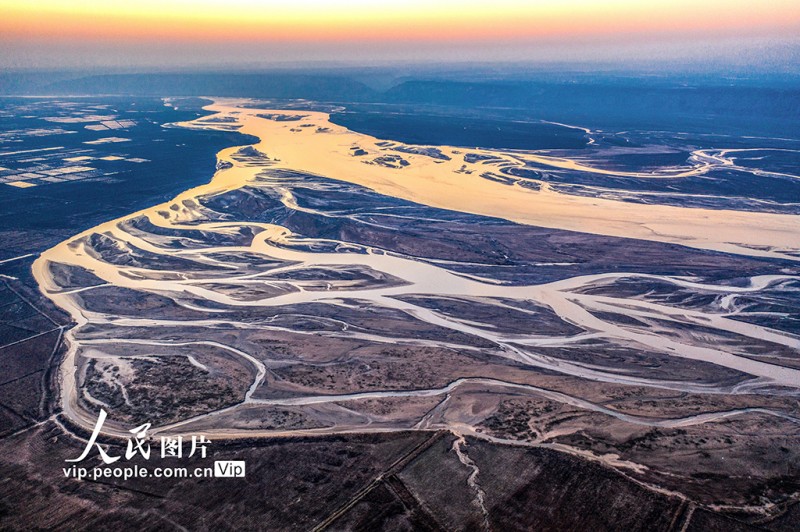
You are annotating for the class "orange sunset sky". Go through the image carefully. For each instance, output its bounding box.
[1,0,799,68]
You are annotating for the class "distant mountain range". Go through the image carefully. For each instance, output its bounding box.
[2,70,798,136]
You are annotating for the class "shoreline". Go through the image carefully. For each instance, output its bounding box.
[210,100,800,261]
[31,97,800,439]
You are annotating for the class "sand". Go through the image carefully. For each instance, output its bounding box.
[30,99,800,437]
[192,101,799,261]
[6,181,36,188]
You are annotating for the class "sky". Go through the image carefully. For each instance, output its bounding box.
[1,0,799,69]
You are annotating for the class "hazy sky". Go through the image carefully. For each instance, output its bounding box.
[2,0,799,69]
